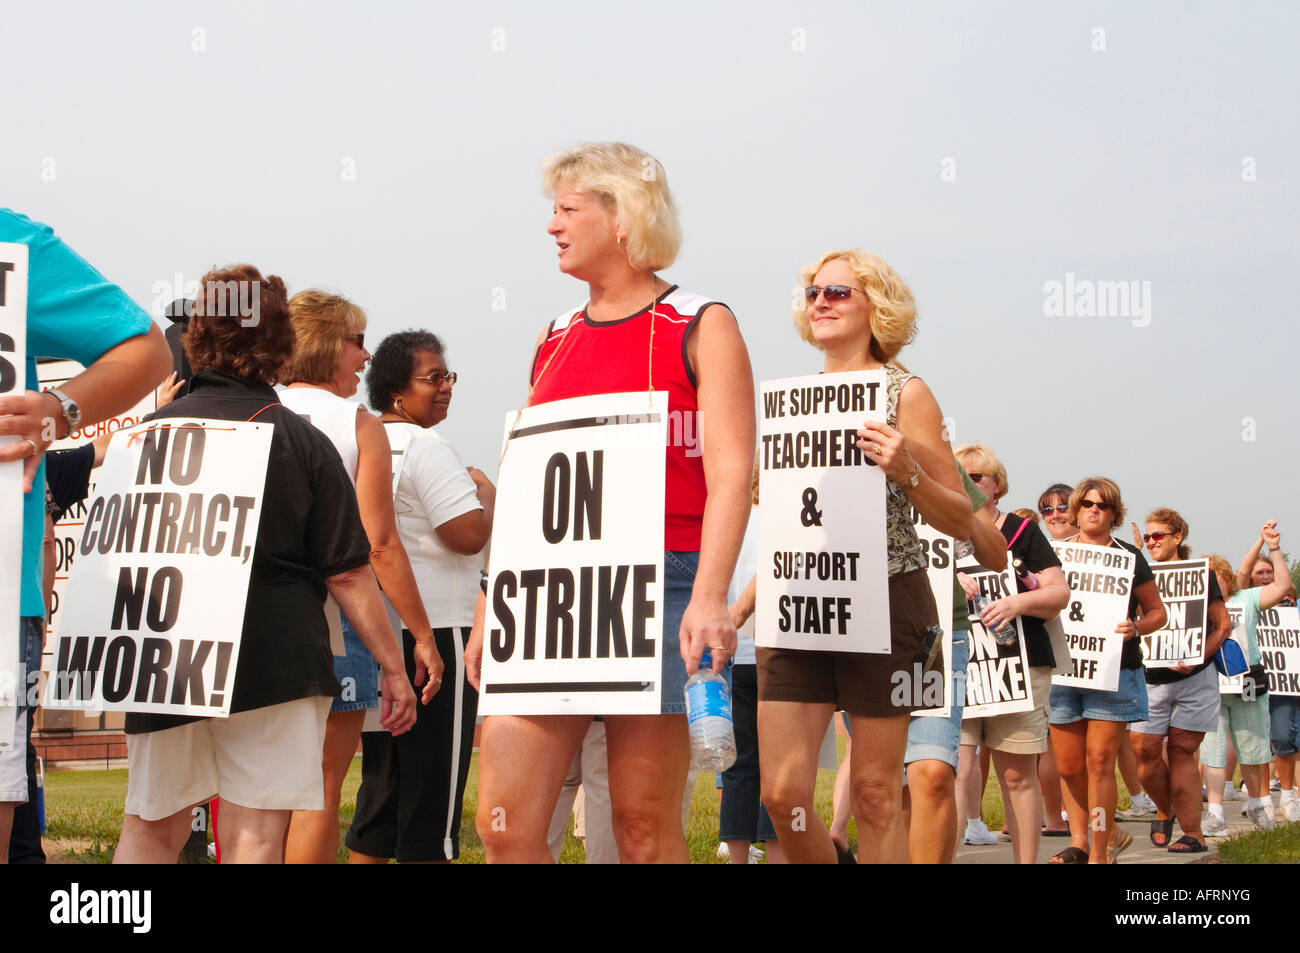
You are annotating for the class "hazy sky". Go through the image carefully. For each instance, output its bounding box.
[6,0,1298,562]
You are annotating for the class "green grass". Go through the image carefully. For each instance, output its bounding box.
[1215,822,1300,864]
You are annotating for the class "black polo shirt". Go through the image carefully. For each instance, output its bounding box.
[125,369,371,735]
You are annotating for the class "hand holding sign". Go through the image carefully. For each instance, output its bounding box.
[855,419,915,485]
[0,389,58,491]
[1116,618,1139,641]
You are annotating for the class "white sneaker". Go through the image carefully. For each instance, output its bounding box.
[1202,813,1230,838]
[747,845,764,864]
[963,818,999,845]
[1129,792,1158,817]
[1270,777,1282,793]
[1283,799,1300,823]
[1223,783,1245,802]
[716,842,730,860]
[1247,803,1275,831]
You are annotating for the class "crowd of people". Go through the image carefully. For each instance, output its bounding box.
[1,141,1296,864]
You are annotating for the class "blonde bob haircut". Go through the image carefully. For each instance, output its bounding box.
[1068,476,1126,528]
[794,249,918,364]
[1206,555,1239,598]
[542,142,682,273]
[283,290,367,385]
[954,443,1008,503]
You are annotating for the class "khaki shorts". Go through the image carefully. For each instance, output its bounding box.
[125,696,331,822]
[960,666,1053,754]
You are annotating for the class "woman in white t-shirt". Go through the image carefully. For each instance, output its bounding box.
[347,330,495,863]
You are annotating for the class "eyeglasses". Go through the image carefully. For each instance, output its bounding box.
[1143,532,1174,543]
[412,370,458,388]
[1040,503,1069,515]
[967,472,987,483]
[346,334,365,349]
[804,285,865,303]
[1078,499,1115,512]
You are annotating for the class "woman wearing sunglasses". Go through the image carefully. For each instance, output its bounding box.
[466,142,755,863]
[280,292,445,863]
[1037,484,1076,543]
[1128,509,1231,853]
[1047,477,1165,864]
[757,250,973,864]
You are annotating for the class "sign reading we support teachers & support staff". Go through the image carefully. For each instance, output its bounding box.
[46,419,272,717]
[480,392,667,716]
[0,243,28,748]
[756,371,891,655]
[1144,559,1209,668]
[1051,541,1135,692]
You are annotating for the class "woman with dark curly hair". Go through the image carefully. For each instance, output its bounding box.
[113,265,418,864]
[345,330,493,864]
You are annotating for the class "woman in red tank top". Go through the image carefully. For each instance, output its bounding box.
[465,143,756,863]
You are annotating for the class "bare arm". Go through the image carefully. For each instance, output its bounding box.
[1119,579,1166,639]
[325,564,418,731]
[729,575,757,630]
[433,467,495,556]
[1258,525,1296,610]
[354,411,443,698]
[1237,532,1266,592]
[682,304,755,674]
[981,566,1070,630]
[971,506,1007,571]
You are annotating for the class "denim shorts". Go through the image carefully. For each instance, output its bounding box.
[1049,667,1148,725]
[1270,695,1300,757]
[904,630,969,770]
[660,551,697,715]
[331,611,380,714]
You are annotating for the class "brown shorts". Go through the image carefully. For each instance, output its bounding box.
[757,568,938,717]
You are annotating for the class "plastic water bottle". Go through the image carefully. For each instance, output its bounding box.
[973,594,1018,647]
[684,650,737,772]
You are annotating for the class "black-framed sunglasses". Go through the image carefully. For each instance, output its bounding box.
[1040,503,1069,515]
[967,472,987,483]
[1078,499,1115,512]
[413,370,458,388]
[804,284,865,303]
[346,333,365,349]
[1143,531,1174,543]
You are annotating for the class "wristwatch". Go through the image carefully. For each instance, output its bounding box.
[44,387,82,438]
[906,462,922,488]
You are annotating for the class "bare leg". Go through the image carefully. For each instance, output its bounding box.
[759,701,837,864]
[219,801,292,863]
[1039,749,1067,831]
[1116,729,1143,798]
[1048,721,1090,859]
[1168,728,1206,843]
[848,714,910,864]
[285,709,365,864]
[993,750,1042,864]
[1084,720,1125,864]
[954,743,984,851]
[0,803,13,864]
[114,807,196,864]
[906,759,957,864]
[829,733,853,853]
[604,714,691,863]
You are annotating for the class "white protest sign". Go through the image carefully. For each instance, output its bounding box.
[480,392,666,716]
[908,508,954,717]
[39,359,156,659]
[1144,559,1209,668]
[1219,603,1247,695]
[1050,541,1135,691]
[0,243,28,748]
[756,371,890,654]
[1258,605,1300,698]
[963,564,1035,718]
[46,419,272,716]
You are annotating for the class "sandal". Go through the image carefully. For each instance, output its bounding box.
[1043,828,1071,837]
[1149,819,1174,847]
[1048,846,1088,864]
[1108,829,1133,864]
[1168,835,1208,854]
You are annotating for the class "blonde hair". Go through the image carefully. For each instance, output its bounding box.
[1013,507,1041,525]
[751,452,761,506]
[954,443,1008,502]
[1206,555,1239,597]
[793,249,918,363]
[283,290,367,385]
[1068,476,1126,528]
[542,142,681,272]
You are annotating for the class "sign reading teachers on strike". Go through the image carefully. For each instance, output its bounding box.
[908,506,954,717]
[46,419,272,717]
[1144,559,1209,668]
[963,564,1035,718]
[0,243,28,748]
[1256,606,1300,697]
[756,371,890,654]
[480,392,667,716]
[1050,541,1134,691]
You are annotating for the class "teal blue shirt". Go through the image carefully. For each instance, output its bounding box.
[1,209,154,617]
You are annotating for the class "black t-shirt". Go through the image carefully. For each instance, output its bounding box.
[1000,513,1062,669]
[44,442,96,522]
[1108,537,1155,670]
[1145,570,1224,685]
[125,370,371,735]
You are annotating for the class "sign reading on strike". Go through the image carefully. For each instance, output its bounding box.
[1144,559,1209,668]
[1258,606,1300,697]
[908,506,954,717]
[480,392,667,716]
[756,371,890,654]
[963,564,1035,718]
[0,242,29,748]
[46,419,272,716]
[1050,541,1135,692]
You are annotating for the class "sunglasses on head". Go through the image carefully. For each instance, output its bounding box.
[1143,531,1174,543]
[1040,503,1069,515]
[1078,499,1115,512]
[804,284,865,303]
